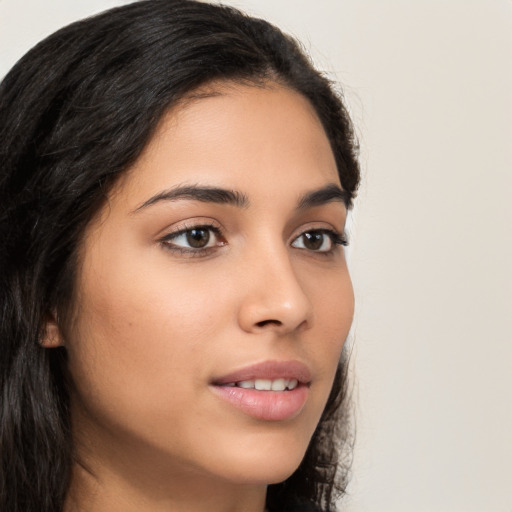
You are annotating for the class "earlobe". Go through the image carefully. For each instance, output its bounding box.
[40,314,65,348]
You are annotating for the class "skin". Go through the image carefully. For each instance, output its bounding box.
[47,82,354,512]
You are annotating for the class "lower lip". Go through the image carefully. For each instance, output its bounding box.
[210,385,309,421]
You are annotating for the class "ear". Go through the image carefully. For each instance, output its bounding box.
[40,312,65,348]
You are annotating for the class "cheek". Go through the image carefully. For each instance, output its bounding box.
[65,249,228,426]
[325,275,354,351]
[305,267,354,390]
[308,261,354,339]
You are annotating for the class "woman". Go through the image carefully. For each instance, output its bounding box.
[0,1,360,511]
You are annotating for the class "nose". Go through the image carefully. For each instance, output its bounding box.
[236,244,313,335]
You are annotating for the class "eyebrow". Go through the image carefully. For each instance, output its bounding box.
[132,185,249,213]
[132,182,348,213]
[297,183,349,209]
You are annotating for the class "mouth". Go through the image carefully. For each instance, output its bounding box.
[222,378,300,391]
[210,360,311,421]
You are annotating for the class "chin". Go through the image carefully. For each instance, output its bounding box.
[203,429,311,486]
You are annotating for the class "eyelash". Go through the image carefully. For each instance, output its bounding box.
[159,223,348,257]
[159,223,225,258]
[292,229,349,254]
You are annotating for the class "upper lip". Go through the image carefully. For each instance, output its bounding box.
[212,360,312,386]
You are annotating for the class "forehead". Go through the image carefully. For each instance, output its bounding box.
[112,82,340,209]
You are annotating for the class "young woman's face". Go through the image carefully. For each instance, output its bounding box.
[64,83,354,490]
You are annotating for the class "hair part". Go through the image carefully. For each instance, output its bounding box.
[0,1,359,511]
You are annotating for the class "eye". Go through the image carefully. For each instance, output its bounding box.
[291,229,347,253]
[160,224,225,253]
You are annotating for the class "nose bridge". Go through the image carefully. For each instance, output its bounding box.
[237,235,312,334]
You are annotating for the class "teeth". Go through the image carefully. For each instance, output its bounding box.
[287,379,298,390]
[255,379,272,390]
[232,378,300,391]
[271,378,286,391]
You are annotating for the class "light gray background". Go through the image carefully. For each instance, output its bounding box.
[1,1,511,511]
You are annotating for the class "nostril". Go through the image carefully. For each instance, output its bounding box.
[255,319,282,328]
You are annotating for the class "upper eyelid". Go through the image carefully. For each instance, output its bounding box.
[166,224,221,238]
[158,224,225,255]
[157,218,345,243]
[161,227,346,252]
[162,223,341,239]
[293,227,347,242]
[157,219,223,239]
[289,221,343,240]
[159,218,344,239]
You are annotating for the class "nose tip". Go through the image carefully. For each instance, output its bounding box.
[237,255,313,335]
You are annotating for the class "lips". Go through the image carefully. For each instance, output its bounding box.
[212,360,312,386]
[210,361,311,421]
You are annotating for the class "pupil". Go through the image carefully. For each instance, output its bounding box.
[304,232,323,250]
[186,229,210,248]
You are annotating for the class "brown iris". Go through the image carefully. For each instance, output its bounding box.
[302,232,324,251]
[186,228,211,248]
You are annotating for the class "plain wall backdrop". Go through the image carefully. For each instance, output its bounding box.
[1,1,511,511]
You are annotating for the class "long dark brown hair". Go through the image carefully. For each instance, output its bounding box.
[0,1,360,510]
